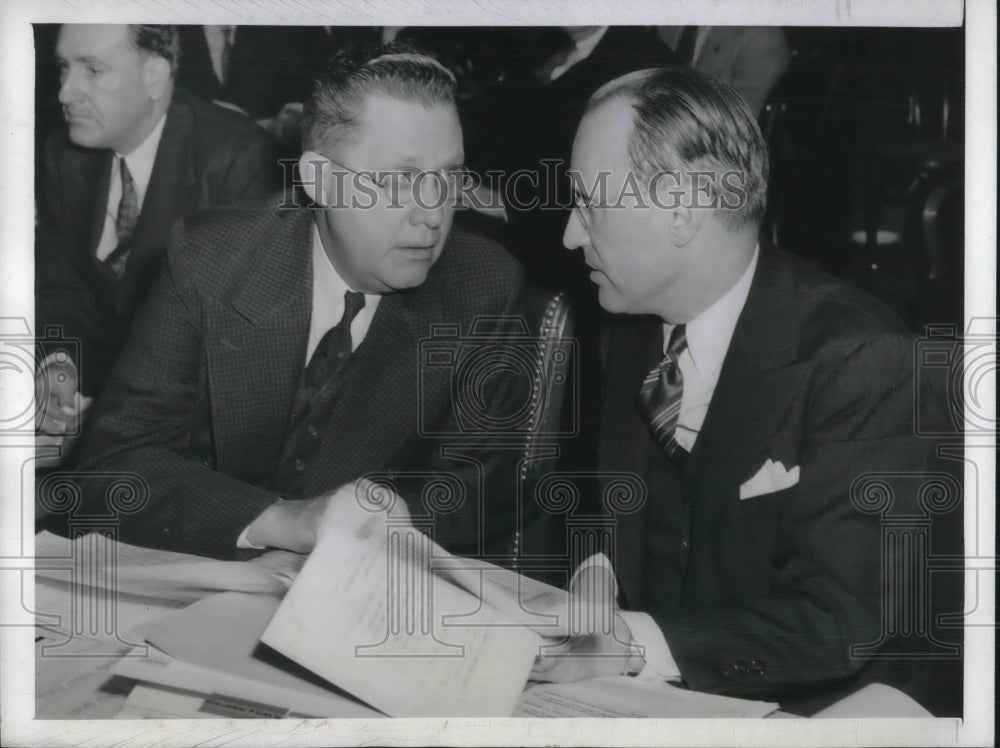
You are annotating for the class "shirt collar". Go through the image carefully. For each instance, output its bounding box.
[572,26,608,57]
[311,225,380,308]
[664,243,759,378]
[116,111,167,206]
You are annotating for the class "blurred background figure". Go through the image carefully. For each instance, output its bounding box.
[656,26,789,116]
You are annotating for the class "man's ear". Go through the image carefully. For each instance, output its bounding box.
[298,151,328,205]
[667,202,704,247]
[143,56,172,102]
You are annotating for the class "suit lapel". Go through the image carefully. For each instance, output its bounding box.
[206,208,313,478]
[118,97,198,313]
[600,317,664,609]
[684,245,807,504]
[65,148,117,308]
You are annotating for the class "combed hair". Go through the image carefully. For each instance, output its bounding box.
[303,43,458,152]
[587,67,769,228]
[127,25,180,75]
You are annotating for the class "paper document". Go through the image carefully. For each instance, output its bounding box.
[35,633,135,719]
[431,554,571,636]
[262,509,541,716]
[127,591,382,717]
[34,531,304,603]
[515,677,779,718]
[812,683,934,718]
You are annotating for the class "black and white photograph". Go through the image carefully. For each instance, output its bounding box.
[0,0,993,746]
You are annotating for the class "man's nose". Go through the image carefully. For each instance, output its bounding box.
[58,68,83,105]
[563,208,589,250]
[409,176,446,228]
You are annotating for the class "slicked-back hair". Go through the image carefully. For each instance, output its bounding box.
[303,43,458,153]
[127,25,180,76]
[587,67,769,229]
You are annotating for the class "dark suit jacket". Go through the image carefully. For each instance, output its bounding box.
[35,88,280,397]
[598,244,961,711]
[74,194,530,561]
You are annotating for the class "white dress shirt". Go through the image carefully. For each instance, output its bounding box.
[548,26,609,81]
[306,225,381,361]
[616,245,760,680]
[94,113,166,261]
[691,26,714,65]
[203,25,237,84]
[236,226,381,549]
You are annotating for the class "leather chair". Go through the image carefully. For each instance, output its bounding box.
[507,286,576,581]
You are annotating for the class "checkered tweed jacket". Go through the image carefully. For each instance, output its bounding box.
[74,193,528,559]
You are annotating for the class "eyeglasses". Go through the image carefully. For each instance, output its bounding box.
[572,190,599,229]
[318,153,475,208]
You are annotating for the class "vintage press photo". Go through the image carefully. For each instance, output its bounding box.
[0,0,994,746]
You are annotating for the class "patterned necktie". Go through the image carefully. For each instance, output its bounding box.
[639,324,688,467]
[305,291,366,389]
[676,25,699,65]
[106,158,139,278]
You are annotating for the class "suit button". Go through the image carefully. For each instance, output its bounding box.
[683,494,695,509]
[306,425,319,437]
[294,458,307,472]
[681,535,691,548]
[723,662,748,678]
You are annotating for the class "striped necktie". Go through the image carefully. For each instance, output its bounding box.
[638,324,688,467]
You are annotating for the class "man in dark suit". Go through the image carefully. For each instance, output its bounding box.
[72,45,530,563]
[531,68,960,714]
[35,24,279,453]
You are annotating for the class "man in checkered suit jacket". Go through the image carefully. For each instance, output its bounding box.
[72,45,531,561]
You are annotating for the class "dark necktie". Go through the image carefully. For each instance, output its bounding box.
[676,25,699,65]
[639,325,688,467]
[220,26,235,86]
[305,291,366,390]
[106,158,138,278]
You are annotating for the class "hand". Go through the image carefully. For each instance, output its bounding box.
[244,478,409,554]
[530,563,639,683]
[35,354,91,436]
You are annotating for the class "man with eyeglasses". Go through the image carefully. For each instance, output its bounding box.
[71,45,531,563]
[530,68,960,715]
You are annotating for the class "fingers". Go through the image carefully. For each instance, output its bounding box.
[568,564,618,637]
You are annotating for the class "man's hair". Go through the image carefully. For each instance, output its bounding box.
[587,67,769,229]
[303,43,457,152]
[126,25,180,76]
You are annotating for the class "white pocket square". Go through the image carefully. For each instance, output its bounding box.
[739,459,800,500]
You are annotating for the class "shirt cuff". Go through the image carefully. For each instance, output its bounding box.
[618,610,681,681]
[236,525,266,550]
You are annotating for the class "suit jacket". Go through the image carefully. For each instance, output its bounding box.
[35,88,280,397]
[658,26,789,115]
[598,244,961,711]
[74,194,530,561]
